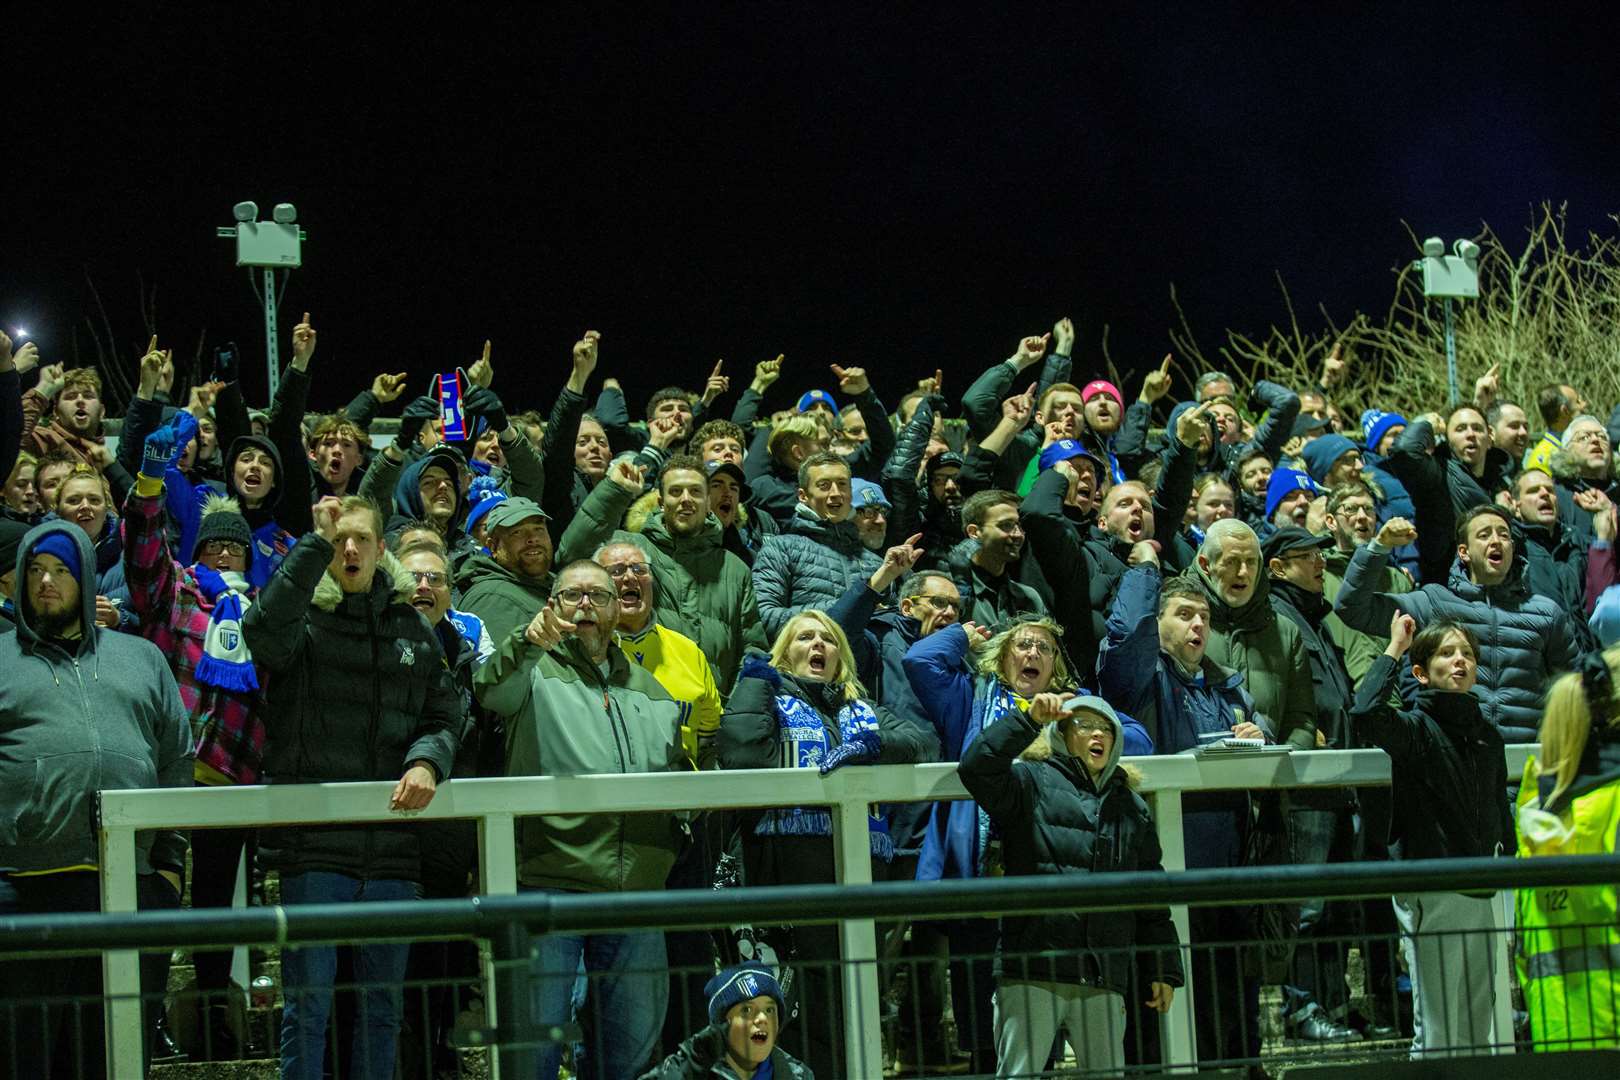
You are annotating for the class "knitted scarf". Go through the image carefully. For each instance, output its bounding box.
[191,565,259,692]
[757,688,893,860]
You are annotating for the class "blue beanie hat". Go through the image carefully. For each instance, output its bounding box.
[796,389,840,418]
[1264,467,1320,521]
[706,964,787,1026]
[1361,409,1407,454]
[1299,433,1358,484]
[29,530,83,583]
[464,478,510,534]
[851,478,891,511]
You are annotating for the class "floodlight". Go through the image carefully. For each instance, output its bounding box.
[1454,239,1481,264]
[13,328,28,339]
[1422,236,1445,258]
[233,201,259,223]
[272,203,297,224]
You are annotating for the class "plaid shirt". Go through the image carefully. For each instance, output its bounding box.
[124,490,267,784]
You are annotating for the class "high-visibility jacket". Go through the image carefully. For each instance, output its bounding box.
[1515,757,1620,1052]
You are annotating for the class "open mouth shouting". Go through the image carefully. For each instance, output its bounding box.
[616,580,645,613]
[1483,543,1505,572]
[240,468,268,498]
[1124,514,1145,541]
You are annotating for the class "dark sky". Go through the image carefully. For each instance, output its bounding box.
[7,7,1620,414]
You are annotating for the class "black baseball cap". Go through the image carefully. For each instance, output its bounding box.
[1261,526,1333,562]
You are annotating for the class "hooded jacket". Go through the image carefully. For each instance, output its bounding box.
[388,449,481,567]
[0,521,193,876]
[1350,654,1513,862]
[242,534,461,881]
[215,434,300,591]
[556,475,767,689]
[1333,540,1585,743]
[476,624,686,893]
[903,623,1152,882]
[1189,564,1317,750]
[753,505,883,640]
[455,551,552,651]
[959,705,1184,994]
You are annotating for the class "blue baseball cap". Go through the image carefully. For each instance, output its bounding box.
[1039,439,1102,472]
[796,389,840,417]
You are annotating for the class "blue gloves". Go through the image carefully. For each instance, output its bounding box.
[141,412,199,479]
[819,730,881,775]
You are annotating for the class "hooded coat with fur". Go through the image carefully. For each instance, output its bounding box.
[958,704,1183,994]
[242,530,462,881]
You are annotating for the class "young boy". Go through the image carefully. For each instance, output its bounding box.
[959,692,1182,1077]
[643,963,813,1079]
[1351,614,1513,1059]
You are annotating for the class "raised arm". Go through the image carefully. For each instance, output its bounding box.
[1332,520,1419,636]
[1244,380,1302,464]
[1348,615,1422,763]
[1098,564,1166,718]
[241,504,338,671]
[961,333,1048,440]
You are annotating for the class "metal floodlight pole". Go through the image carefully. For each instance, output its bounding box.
[1414,235,1482,410]
[218,201,304,403]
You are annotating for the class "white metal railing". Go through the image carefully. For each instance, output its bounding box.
[93,745,1540,1078]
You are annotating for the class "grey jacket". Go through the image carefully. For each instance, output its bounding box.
[0,521,193,875]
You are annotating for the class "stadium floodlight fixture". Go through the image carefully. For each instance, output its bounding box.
[217,199,310,400]
[1412,235,1484,406]
[13,328,28,339]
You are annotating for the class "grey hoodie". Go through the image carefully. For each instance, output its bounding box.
[0,521,194,875]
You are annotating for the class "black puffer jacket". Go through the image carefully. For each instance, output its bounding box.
[1350,654,1513,863]
[1334,541,1585,743]
[959,708,1183,994]
[243,534,462,881]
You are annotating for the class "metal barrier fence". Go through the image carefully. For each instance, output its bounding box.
[0,746,1550,1075]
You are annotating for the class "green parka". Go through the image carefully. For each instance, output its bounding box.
[1188,565,1317,750]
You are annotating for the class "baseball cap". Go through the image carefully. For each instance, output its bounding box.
[483,496,550,532]
[1039,439,1101,472]
[1261,526,1333,563]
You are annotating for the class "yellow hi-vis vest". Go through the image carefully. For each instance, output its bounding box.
[1515,756,1620,1052]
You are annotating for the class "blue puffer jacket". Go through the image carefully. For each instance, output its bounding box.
[903,623,1151,881]
[1333,540,1585,743]
[753,505,883,639]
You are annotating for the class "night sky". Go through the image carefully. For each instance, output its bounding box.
[8,8,1620,415]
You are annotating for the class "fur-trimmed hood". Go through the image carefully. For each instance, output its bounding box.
[311,548,416,613]
[1015,705,1141,790]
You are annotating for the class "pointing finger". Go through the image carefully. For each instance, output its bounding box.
[301,312,310,326]
[146,335,158,354]
[1160,354,1171,375]
[711,358,725,378]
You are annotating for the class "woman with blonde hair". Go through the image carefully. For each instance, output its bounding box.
[718,609,931,1076]
[1516,646,1620,1051]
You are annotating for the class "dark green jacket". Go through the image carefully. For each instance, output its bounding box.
[476,627,685,892]
[1189,566,1317,750]
[556,476,766,689]
[456,552,551,650]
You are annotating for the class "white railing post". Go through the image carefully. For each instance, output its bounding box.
[1491,888,1516,1054]
[478,811,518,1080]
[1149,789,1198,1072]
[829,788,884,1078]
[98,823,144,1080]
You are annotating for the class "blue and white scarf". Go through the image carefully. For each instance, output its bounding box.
[758,691,892,860]
[192,566,259,693]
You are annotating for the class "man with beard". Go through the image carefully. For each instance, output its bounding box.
[22,363,107,461]
[0,522,193,1080]
[1264,466,1320,535]
[558,455,765,690]
[850,479,890,551]
[1334,508,1584,744]
[476,560,685,1080]
[955,489,1045,631]
[458,496,555,647]
[755,451,884,639]
[1079,377,1127,483]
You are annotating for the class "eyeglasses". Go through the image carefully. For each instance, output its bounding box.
[1569,429,1611,446]
[1279,549,1325,564]
[408,570,447,586]
[555,587,616,607]
[201,541,248,557]
[602,562,651,578]
[1011,636,1056,658]
[908,594,960,612]
[855,506,887,519]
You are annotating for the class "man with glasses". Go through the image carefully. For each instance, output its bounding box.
[558,455,765,690]
[1554,414,1619,542]
[1321,482,1413,689]
[476,559,686,1080]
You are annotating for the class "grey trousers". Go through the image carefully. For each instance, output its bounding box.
[993,979,1126,1078]
[1392,891,1497,1059]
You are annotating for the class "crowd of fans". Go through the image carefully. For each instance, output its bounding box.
[2,312,1619,1080]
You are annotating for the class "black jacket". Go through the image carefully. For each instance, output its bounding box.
[243,535,462,881]
[1350,654,1513,863]
[959,708,1183,994]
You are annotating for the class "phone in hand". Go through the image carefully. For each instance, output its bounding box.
[212,341,239,383]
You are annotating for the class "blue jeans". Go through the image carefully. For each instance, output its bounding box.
[527,889,668,1080]
[278,872,418,1080]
